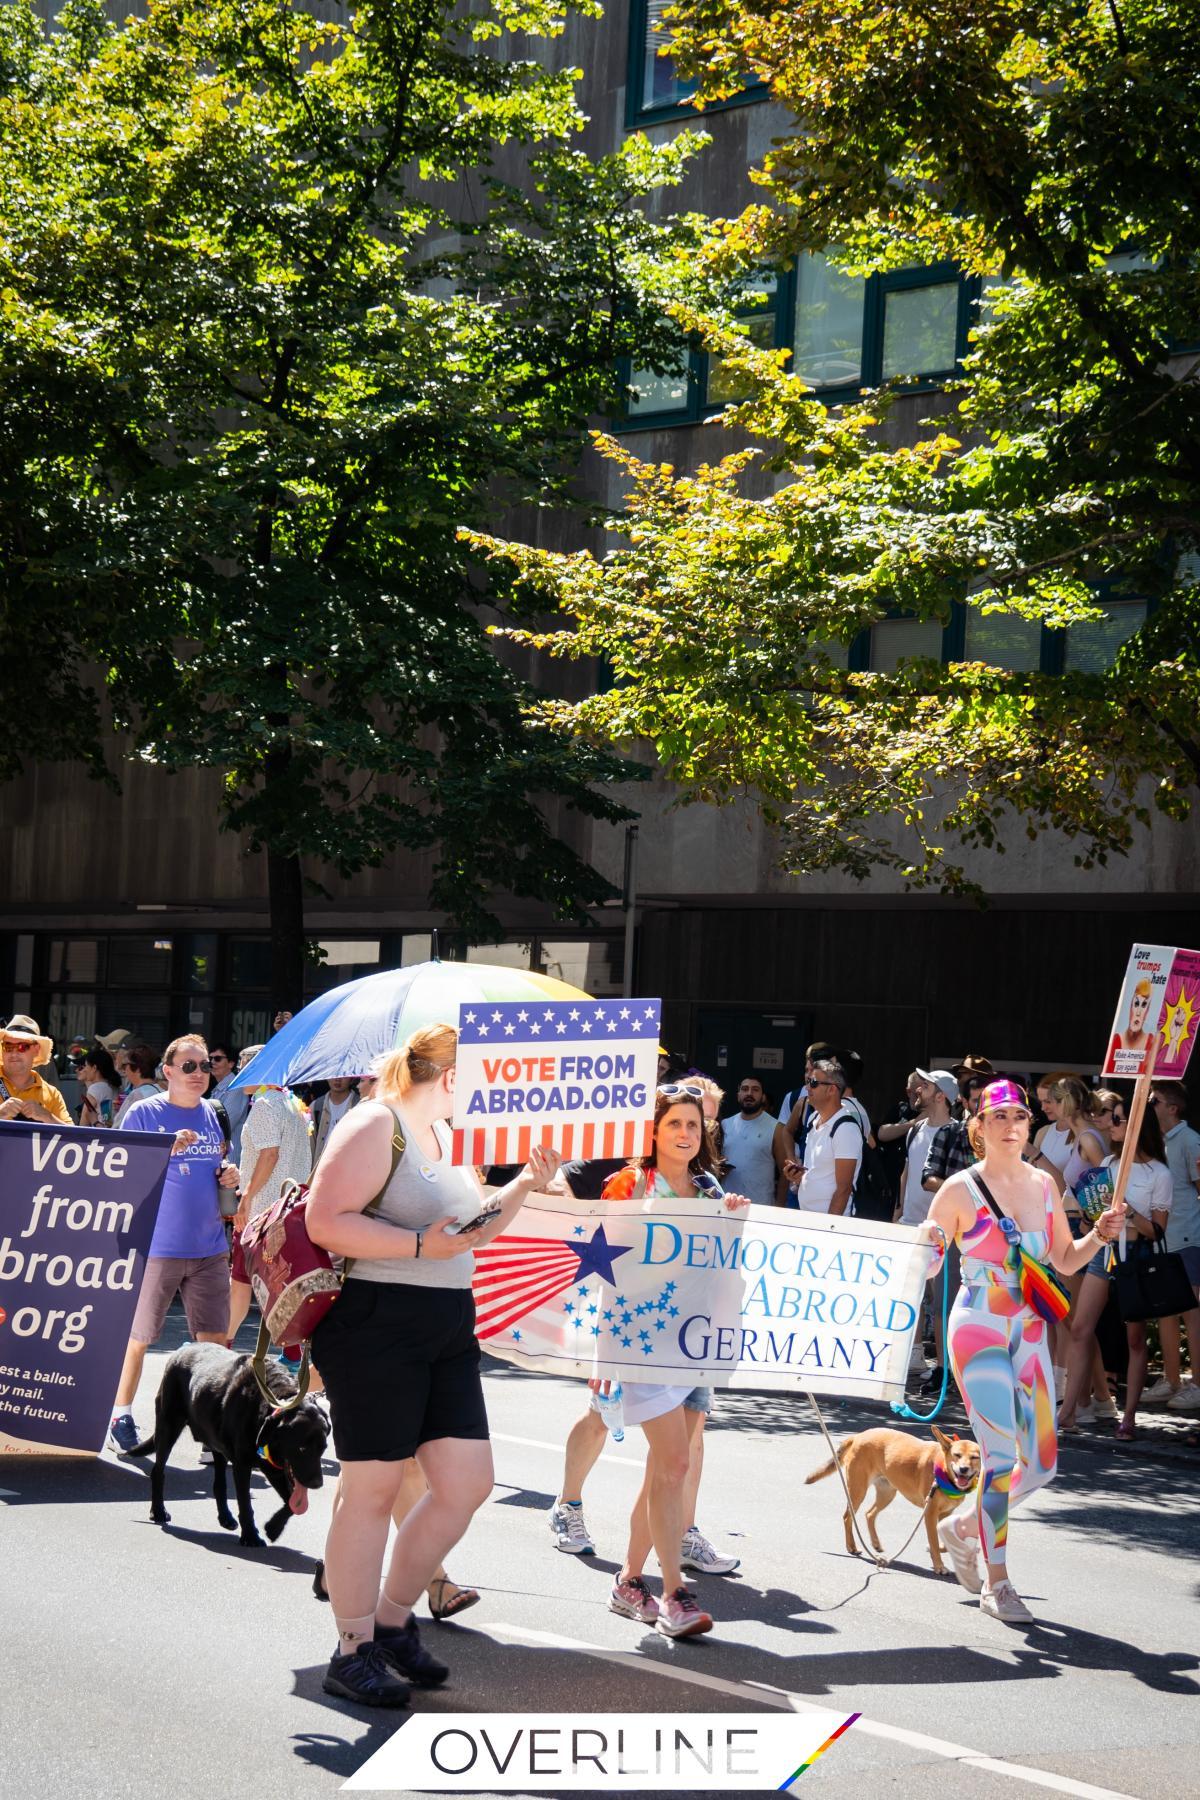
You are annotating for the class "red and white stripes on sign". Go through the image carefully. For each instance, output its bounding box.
[452,1118,653,1169]
[471,1237,584,1340]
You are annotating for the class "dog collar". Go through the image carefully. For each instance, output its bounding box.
[933,1459,977,1496]
[256,1439,281,1469]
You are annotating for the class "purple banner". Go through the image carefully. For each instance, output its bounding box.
[0,1120,172,1455]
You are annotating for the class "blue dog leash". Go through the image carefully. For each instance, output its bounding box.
[890,1225,950,1423]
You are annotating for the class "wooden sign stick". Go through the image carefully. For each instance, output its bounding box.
[1108,1036,1161,1231]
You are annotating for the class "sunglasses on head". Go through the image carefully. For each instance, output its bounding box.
[175,1058,212,1075]
[657,1081,704,1101]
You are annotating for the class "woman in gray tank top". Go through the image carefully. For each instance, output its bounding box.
[306,1023,560,1709]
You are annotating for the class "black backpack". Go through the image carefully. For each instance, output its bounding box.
[826,1110,892,1220]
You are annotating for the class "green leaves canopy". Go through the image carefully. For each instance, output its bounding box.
[480,0,1200,892]
[0,0,722,948]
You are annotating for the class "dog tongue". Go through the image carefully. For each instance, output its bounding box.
[289,1480,309,1515]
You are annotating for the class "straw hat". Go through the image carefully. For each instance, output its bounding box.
[2,1014,55,1065]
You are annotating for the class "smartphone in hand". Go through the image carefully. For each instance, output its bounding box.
[448,1200,504,1236]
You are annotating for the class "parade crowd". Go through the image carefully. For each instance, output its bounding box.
[2,1011,1198,1702]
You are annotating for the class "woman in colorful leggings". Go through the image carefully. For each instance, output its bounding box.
[923,1080,1125,1622]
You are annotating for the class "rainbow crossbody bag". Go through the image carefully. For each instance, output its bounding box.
[971,1173,1072,1325]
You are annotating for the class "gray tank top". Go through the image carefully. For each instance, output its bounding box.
[346,1105,482,1290]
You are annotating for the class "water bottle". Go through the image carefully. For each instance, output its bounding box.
[595,1383,625,1443]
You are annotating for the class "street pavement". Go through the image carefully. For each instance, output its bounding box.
[3,1310,1198,1800]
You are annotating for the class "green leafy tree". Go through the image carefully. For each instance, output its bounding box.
[0,0,720,1007]
[478,0,1200,893]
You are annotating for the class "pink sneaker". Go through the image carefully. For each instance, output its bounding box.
[610,1576,659,1624]
[656,1587,713,1639]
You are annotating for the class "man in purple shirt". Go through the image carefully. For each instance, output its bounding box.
[107,1034,240,1454]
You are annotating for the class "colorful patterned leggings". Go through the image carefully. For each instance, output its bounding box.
[946,1283,1058,1564]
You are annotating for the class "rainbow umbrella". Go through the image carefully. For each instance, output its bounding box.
[232,960,592,1090]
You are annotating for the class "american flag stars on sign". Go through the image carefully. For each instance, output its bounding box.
[451,997,662,1167]
[458,1001,660,1044]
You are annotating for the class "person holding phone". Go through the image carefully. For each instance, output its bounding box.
[306,1022,560,1709]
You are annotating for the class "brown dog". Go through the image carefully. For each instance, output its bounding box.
[805,1425,982,1574]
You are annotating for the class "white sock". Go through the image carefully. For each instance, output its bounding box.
[111,1406,133,1421]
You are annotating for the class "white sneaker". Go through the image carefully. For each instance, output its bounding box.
[1142,1377,1178,1404]
[1074,1402,1096,1424]
[1091,1393,1120,1420]
[937,1517,983,1593]
[680,1527,741,1575]
[980,1581,1033,1624]
[548,1501,595,1555]
[1167,1381,1200,1412]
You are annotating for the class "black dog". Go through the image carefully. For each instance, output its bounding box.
[129,1343,329,1547]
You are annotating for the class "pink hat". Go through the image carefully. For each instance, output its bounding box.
[978,1078,1029,1115]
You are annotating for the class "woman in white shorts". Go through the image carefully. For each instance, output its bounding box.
[597,1084,749,1639]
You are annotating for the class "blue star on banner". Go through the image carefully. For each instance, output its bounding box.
[458,998,661,1047]
[563,1224,632,1287]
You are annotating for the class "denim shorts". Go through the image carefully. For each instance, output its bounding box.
[1178,1244,1200,1286]
[684,1386,714,1413]
[1087,1244,1115,1280]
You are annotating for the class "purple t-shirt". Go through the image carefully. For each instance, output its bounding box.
[123,1094,228,1259]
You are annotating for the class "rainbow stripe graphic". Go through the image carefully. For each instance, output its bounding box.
[778,1713,861,1786]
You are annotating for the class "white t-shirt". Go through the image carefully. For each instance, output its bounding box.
[1039,1122,1073,1173]
[238,1089,314,1218]
[1101,1154,1172,1221]
[901,1117,942,1224]
[720,1110,779,1207]
[82,1080,116,1124]
[799,1106,862,1213]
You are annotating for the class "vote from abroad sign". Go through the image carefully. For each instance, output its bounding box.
[0,1120,172,1455]
[471,1193,933,1400]
[451,998,662,1168]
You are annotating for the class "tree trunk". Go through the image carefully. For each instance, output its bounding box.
[268,846,305,1022]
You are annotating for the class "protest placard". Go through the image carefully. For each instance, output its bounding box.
[1102,942,1200,1079]
[451,998,662,1167]
[472,1194,933,1401]
[0,1120,172,1455]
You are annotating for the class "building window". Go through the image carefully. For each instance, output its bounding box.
[107,935,174,988]
[630,0,696,119]
[627,353,697,424]
[46,937,104,985]
[1063,601,1147,673]
[626,0,765,126]
[704,271,788,407]
[867,617,946,671]
[792,251,867,391]
[962,608,1045,672]
[877,271,962,382]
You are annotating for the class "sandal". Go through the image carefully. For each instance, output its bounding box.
[312,1558,329,1602]
[1115,1420,1137,1442]
[428,1576,480,1621]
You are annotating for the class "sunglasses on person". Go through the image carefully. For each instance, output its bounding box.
[1,1038,36,1053]
[175,1058,213,1075]
[1111,1112,1127,1126]
[657,1081,705,1100]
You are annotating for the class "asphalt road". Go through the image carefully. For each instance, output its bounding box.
[3,1311,1198,1800]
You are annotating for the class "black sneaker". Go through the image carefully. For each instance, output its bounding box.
[322,1643,410,1708]
[374,1616,449,1688]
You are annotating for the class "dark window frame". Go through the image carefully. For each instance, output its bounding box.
[625,0,768,127]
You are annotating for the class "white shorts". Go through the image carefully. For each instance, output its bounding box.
[597,1382,693,1427]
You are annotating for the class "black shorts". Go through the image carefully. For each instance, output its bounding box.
[312,1280,489,1463]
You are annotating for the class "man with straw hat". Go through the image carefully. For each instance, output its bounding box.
[0,1015,71,1125]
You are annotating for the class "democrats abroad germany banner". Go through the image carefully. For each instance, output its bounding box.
[0,1120,172,1456]
[472,1192,933,1400]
